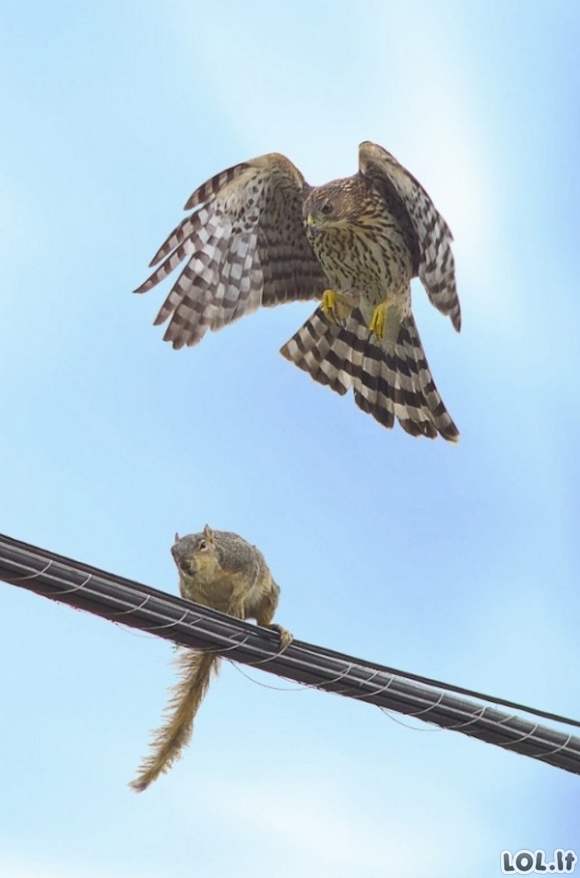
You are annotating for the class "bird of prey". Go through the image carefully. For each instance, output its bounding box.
[135,142,461,440]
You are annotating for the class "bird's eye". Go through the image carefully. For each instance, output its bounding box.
[321,202,333,215]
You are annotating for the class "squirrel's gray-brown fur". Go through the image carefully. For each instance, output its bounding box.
[130,525,292,792]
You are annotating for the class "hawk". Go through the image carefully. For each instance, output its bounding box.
[135,142,461,441]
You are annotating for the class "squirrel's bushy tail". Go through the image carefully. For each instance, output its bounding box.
[129,649,218,792]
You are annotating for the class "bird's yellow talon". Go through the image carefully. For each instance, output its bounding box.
[369,301,392,341]
[322,289,339,324]
[322,289,356,325]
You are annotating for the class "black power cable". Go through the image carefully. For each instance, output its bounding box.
[1,532,579,776]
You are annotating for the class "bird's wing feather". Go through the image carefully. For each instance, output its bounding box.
[134,154,327,349]
[358,141,461,331]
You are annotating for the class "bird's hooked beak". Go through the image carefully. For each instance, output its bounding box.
[306,215,321,238]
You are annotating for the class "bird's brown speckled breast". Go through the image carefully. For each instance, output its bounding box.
[306,196,414,313]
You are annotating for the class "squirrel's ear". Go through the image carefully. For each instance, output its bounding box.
[203,524,214,543]
[174,532,180,543]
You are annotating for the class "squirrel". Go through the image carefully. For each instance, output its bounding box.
[129,525,292,792]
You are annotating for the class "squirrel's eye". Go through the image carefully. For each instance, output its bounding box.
[321,202,333,215]
[198,540,207,551]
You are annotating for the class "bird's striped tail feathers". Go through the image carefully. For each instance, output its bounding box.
[280,309,459,442]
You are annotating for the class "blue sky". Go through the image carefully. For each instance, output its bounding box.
[1,1,579,875]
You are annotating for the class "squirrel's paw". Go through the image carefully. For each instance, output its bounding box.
[268,623,293,650]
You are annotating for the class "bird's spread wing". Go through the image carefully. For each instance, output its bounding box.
[358,141,461,331]
[134,154,327,349]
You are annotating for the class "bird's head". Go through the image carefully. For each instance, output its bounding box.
[303,176,369,237]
